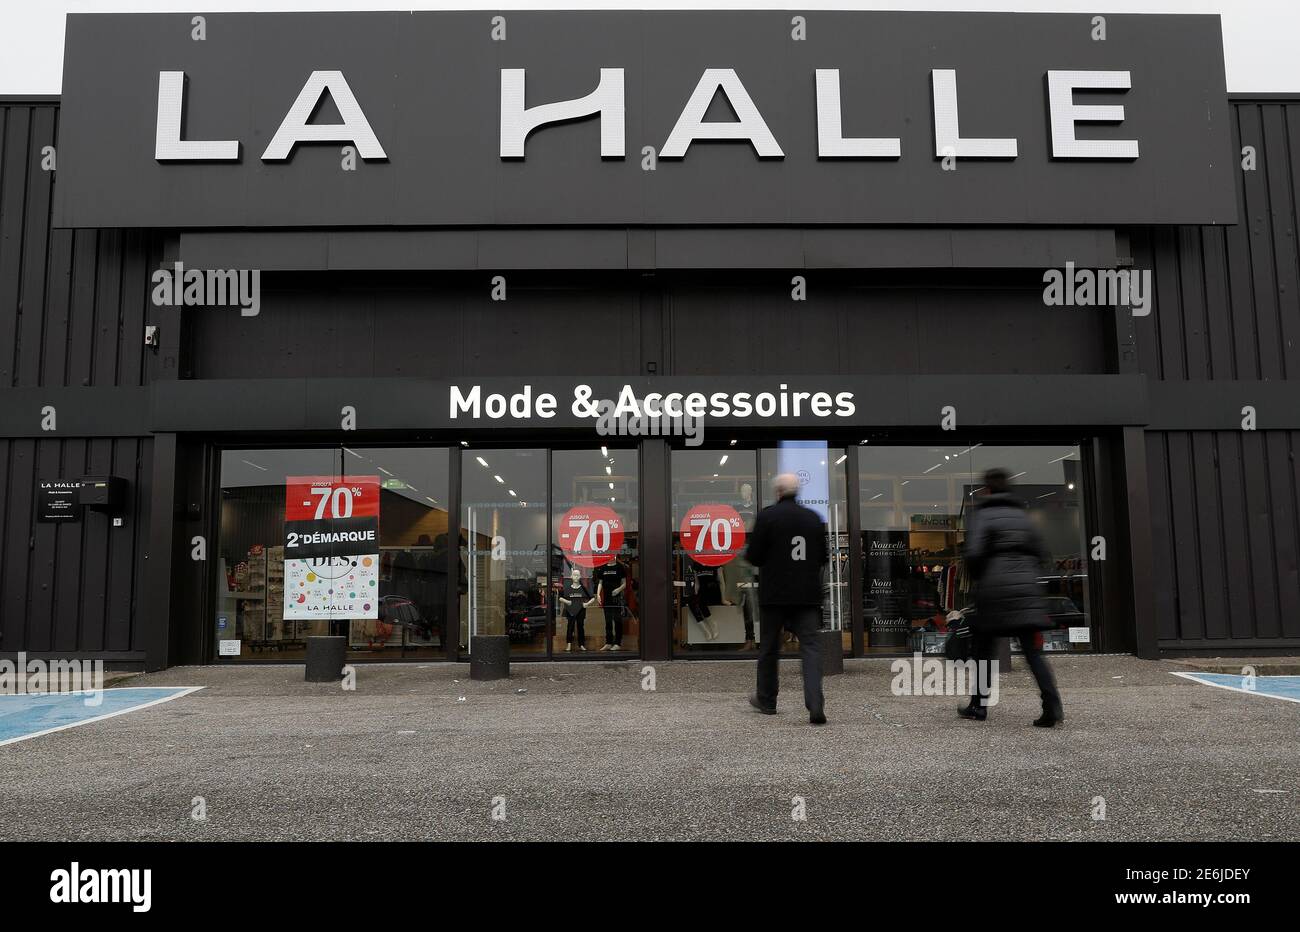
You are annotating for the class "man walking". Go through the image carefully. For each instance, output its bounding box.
[744,473,829,725]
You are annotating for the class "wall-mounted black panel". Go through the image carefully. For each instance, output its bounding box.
[179,228,1121,272]
[54,11,1235,228]
[0,437,153,659]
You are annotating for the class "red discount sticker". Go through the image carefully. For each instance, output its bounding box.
[285,475,380,522]
[557,505,625,568]
[679,503,746,567]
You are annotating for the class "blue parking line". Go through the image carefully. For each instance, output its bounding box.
[0,687,201,746]
[1172,672,1300,705]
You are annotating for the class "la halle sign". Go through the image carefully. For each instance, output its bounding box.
[158,67,1141,163]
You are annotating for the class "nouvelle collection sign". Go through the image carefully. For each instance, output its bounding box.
[54,11,1235,228]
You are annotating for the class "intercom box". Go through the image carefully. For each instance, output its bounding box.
[77,476,128,510]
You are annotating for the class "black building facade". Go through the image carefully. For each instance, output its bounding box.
[0,12,1297,670]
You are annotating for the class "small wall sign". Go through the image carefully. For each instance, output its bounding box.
[38,480,83,522]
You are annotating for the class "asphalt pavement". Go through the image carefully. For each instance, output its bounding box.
[0,655,1294,841]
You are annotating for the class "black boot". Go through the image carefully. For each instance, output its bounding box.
[958,698,987,721]
[1033,702,1064,728]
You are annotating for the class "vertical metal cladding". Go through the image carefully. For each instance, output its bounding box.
[0,103,158,660]
[1134,99,1300,650]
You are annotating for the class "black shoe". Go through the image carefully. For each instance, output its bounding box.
[809,710,827,726]
[1033,705,1064,728]
[958,700,987,721]
[748,693,776,715]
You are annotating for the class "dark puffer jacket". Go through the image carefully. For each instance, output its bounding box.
[963,492,1051,634]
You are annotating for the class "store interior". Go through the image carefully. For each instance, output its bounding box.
[859,444,1090,654]
[214,442,1092,661]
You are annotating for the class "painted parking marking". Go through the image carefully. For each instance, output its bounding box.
[0,686,203,747]
[1171,672,1300,705]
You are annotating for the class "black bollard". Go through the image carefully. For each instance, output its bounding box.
[304,636,346,682]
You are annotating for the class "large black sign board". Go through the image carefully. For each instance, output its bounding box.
[54,11,1235,229]
[38,481,83,522]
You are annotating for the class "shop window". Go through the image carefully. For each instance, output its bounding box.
[214,447,450,661]
[672,445,846,654]
[460,449,549,656]
[551,448,640,655]
[858,444,1091,655]
[972,446,1092,653]
[761,445,850,654]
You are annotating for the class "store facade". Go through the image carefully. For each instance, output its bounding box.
[1,11,1298,670]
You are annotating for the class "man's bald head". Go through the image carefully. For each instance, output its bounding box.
[772,473,800,500]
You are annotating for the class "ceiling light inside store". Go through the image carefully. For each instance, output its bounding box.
[870,493,883,501]
[1068,482,1075,490]
[601,446,608,458]
[923,463,942,474]
[241,460,267,471]
[378,467,394,476]
[835,454,847,465]
[605,466,611,475]
[508,490,516,497]
[460,441,468,447]
[344,448,361,458]
[1011,472,1027,480]
[730,439,737,446]
[476,456,489,468]
[719,455,728,465]
[494,475,504,484]
[608,482,614,490]
[1048,452,1077,464]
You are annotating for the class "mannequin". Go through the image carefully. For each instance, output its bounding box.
[684,560,719,641]
[558,567,595,652]
[595,557,629,651]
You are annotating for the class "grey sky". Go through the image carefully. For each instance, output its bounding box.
[1,1,1296,95]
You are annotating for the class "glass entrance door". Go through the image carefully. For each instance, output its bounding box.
[460,449,549,656]
[671,445,848,655]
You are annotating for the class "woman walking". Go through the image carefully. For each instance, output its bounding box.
[959,468,1064,727]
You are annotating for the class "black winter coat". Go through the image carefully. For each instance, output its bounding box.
[963,492,1051,634]
[743,496,827,606]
